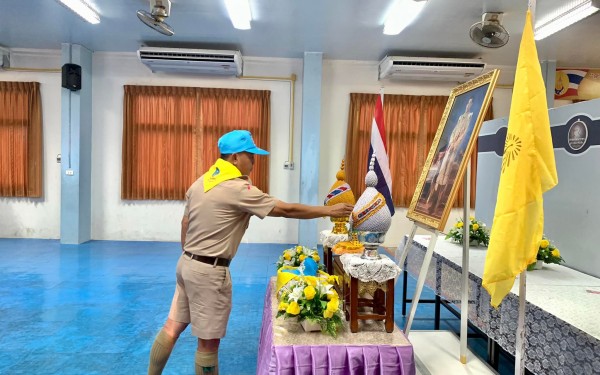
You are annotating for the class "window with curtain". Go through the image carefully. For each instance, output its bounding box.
[0,81,43,197]
[122,85,270,200]
[345,93,493,208]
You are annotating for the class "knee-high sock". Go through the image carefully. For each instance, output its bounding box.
[195,350,219,375]
[148,329,176,375]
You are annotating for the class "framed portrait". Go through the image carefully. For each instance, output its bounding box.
[407,69,499,231]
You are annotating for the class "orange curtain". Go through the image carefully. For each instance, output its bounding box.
[197,88,270,192]
[0,81,43,197]
[345,93,492,208]
[122,86,270,200]
[122,86,198,200]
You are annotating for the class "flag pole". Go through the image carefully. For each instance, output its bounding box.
[460,160,470,364]
[515,5,534,375]
[515,271,527,375]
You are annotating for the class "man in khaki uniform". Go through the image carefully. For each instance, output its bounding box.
[148,130,353,375]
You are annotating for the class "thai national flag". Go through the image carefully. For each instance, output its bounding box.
[368,93,395,216]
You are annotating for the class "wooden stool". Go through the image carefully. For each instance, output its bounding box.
[334,256,395,333]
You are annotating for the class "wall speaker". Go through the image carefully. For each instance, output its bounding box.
[62,63,82,91]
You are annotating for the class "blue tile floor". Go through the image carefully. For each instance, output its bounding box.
[0,239,515,374]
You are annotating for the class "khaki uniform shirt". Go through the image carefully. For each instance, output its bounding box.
[183,176,276,259]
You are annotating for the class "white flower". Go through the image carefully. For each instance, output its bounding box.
[288,286,304,302]
[316,281,333,296]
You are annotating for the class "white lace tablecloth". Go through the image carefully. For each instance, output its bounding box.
[340,254,401,283]
[319,230,348,248]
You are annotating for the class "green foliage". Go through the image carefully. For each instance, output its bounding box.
[445,217,490,246]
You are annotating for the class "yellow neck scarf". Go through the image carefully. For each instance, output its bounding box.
[203,158,242,192]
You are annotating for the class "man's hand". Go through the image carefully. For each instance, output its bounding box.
[328,203,354,218]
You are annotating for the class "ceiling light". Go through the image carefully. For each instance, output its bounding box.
[383,0,427,35]
[534,0,599,40]
[224,0,252,30]
[57,0,100,24]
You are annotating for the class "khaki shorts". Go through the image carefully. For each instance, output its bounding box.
[168,253,232,339]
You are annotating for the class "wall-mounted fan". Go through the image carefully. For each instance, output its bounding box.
[470,12,509,48]
[137,0,174,36]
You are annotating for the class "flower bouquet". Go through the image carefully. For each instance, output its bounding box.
[445,216,490,247]
[276,245,324,271]
[276,275,343,337]
[527,236,564,270]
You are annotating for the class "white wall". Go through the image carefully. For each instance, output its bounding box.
[0,50,512,244]
[0,50,62,238]
[91,53,304,242]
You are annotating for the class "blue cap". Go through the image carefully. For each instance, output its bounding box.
[218,130,269,155]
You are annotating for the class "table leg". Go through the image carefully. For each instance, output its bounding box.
[324,246,332,275]
[385,278,394,333]
[434,295,441,330]
[350,276,358,333]
[402,269,408,316]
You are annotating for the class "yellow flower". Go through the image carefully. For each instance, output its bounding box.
[286,301,301,315]
[304,276,317,287]
[472,223,479,230]
[326,298,339,312]
[312,254,320,262]
[328,289,338,300]
[304,286,316,300]
[470,216,475,220]
[278,301,289,311]
[299,254,307,262]
[327,275,339,285]
[284,251,291,261]
[323,310,334,319]
[540,239,549,249]
[456,222,464,228]
[296,246,303,254]
[552,249,560,258]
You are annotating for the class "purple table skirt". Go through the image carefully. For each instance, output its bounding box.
[256,280,415,375]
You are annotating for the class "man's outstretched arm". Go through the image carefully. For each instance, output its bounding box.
[268,201,353,219]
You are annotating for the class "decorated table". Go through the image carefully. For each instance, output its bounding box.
[400,235,600,375]
[256,277,416,375]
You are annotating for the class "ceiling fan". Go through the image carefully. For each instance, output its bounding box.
[137,0,174,36]
[469,12,510,48]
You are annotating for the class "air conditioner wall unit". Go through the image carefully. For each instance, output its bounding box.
[137,47,243,76]
[378,56,486,82]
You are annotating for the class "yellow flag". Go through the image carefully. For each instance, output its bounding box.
[482,11,558,308]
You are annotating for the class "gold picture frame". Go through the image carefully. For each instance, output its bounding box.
[407,69,499,231]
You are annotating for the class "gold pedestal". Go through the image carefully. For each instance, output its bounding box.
[332,232,364,255]
[331,217,349,234]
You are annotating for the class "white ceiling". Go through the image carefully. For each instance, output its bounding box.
[1,0,599,67]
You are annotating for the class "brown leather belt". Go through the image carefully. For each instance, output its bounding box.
[183,251,231,267]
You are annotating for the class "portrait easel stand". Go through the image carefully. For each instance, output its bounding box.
[397,161,472,364]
